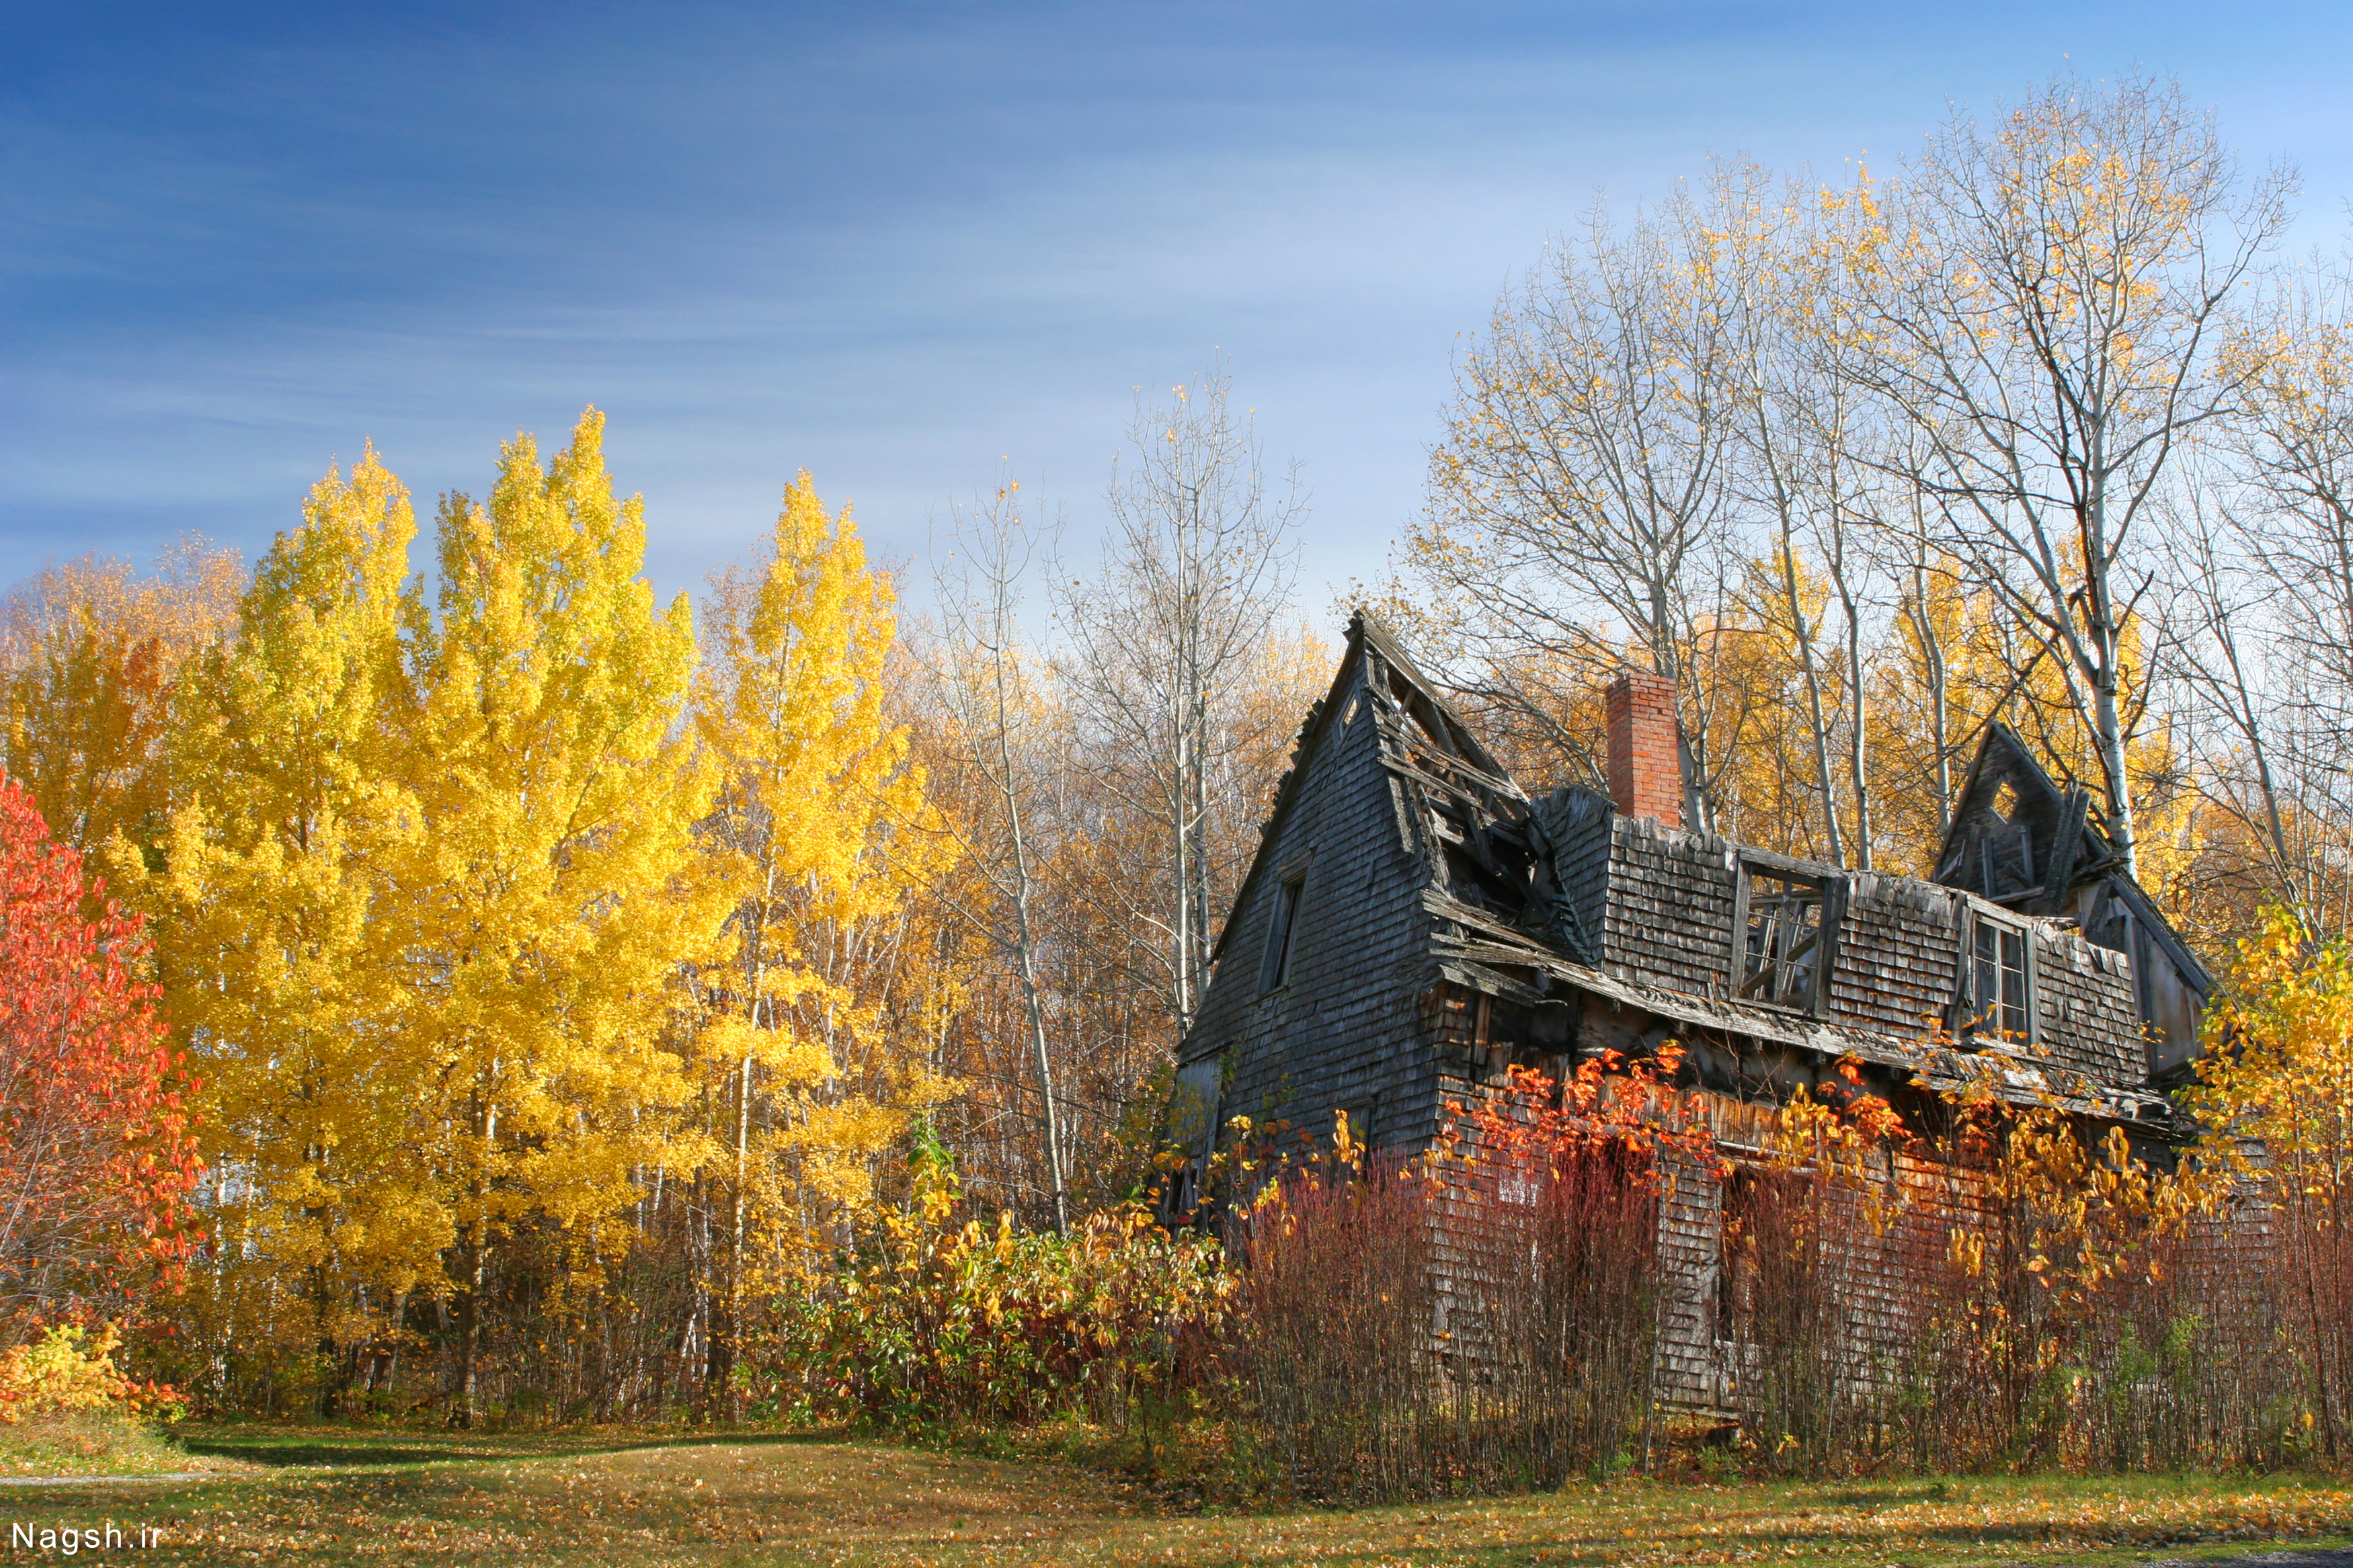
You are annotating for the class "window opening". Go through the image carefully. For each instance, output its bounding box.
[1404,692,1451,750]
[1161,1050,1228,1223]
[1966,914,2033,1042]
[1737,866,1833,1012]
[1261,874,1306,992]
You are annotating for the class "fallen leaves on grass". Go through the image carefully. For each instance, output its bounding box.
[4,1430,2352,1567]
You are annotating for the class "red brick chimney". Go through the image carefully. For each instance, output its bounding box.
[1605,670,1682,829]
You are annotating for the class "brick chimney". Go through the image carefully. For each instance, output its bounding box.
[1605,670,1682,829]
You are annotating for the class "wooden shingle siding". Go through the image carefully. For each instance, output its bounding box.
[1601,818,1739,995]
[1827,874,1966,1036]
[1654,1142,1725,1409]
[1530,789,1617,973]
[2032,928,2143,1083]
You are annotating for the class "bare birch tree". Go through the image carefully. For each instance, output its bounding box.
[1057,366,1304,1036]
[1731,163,1889,866]
[2159,483,2321,927]
[924,477,1070,1231]
[1859,73,2292,874]
[2160,279,2353,937]
[1414,178,1753,830]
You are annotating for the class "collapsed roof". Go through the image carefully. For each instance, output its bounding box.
[1201,612,2201,1132]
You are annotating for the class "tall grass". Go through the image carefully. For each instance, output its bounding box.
[1222,1142,1666,1500]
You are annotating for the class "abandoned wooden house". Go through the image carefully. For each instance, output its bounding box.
[1164,612,2214,1407]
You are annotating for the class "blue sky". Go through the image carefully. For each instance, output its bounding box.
[6,2,2351,616]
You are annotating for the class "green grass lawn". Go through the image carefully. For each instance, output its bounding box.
[1,1425,2350,1566]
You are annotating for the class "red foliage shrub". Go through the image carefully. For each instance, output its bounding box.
[1455,1050,1722,1175]
[0,778,200,1331]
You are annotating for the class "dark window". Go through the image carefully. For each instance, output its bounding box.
[1162,1050,1228,1223]
[1734,863,1836,1013]
[1980,821,2036,897]
[1966,914,2034,1042]
[1261,874,1306,992]
[1170,1053,1227,1163]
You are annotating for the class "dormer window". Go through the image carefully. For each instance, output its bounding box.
[1963,907,2036,1044]
[1730,855,1843,1016]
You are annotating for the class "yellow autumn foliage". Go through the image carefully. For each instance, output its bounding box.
[686,468,958,1403]
[114,447,432,1352]
[2184,906,2353,1198]
[96,414,957,1415]
[1,538,241,876]
[0,1326,148,1425]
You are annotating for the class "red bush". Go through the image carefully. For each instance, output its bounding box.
[0,778,200,1330]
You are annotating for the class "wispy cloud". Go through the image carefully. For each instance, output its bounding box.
[3,1,2348,610]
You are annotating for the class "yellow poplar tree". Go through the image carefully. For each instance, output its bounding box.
[395,410,727,1425]
[694,472,951,1403]
[2180,907,2353,1446]
[2182,908,2353,1182]
[112,452,424,1404]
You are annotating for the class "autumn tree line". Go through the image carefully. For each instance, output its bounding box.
[3,71,2353,1432]
[0,389,1321,1421]
[1391,73,2352,953]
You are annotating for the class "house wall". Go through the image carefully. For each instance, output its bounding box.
[1655,1138,1726,1409]
[1531,787,1611,965]
[1595,817,1739,994]
[2075,880,2207,1078]
[1825,874,1966,1037]
[1659,1091,2018,1413]
[1186,650,1453,1158]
